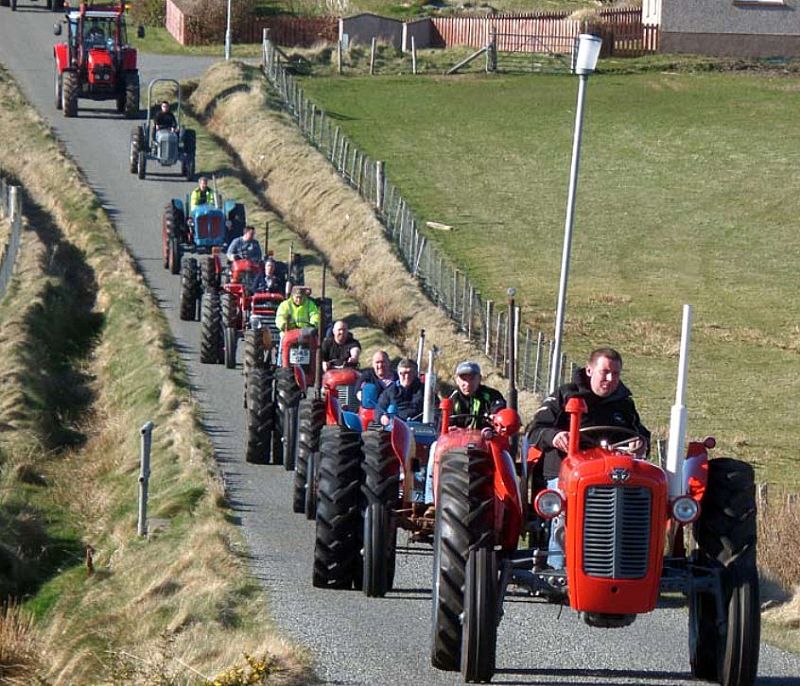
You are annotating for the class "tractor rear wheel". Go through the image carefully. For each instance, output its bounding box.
[200,255,217,291]
[276,367,301,470]
[243,329,266,374]
[361,430,399,597]
[123,72,139,119]
[54,66,62,110]
[294,397,325,513]
[161,205,175,269]
[690,458,759,686]
[62,71,78,118]
[431,447,494,672]
[179,258,199,321]
[200,289,222,364]
[461,546,498,683]
[167,235,181,275]
[313,424,363,589]
[130,126,144,174]
[305,451,319,519]
[245,367,275,464]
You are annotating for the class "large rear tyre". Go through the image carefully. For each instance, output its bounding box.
[305,451,319,519]
[137,149,146,179]
[361,430,399,597]
[312,425,363,589]
[62,70,78,118]
[200,255,218,291]
[689,458,759,686]
[461,546,498,683]
[179,258,199,321]
[431,447,494,672]
[294,397,324,513]
[276,367,301,470]
[130,126,144,174]
[200,290,222,364]
[245,367,275,465]
[123,72,139,119]
[168,236,181,275]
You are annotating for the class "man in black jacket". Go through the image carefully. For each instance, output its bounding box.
[526,347,650,568]
[376,358,424,426]
[449,360,506,429]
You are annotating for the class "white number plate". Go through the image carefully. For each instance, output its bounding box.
[289,347,311,365]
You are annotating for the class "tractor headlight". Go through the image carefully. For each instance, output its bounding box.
[671,496,700,524]
[534,490,564,520]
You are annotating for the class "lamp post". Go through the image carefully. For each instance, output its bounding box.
[224,0,232,60]
[548,33,602,394]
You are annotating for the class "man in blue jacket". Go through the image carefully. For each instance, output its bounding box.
[376,358,425,426]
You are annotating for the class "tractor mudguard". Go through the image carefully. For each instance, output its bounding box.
[360,383,379,409]
[342,410,362,433]
[54,45,70,72]
[490,441,523,550]
[390,417,412,469]
[683,438,713,501]
[325,388,342,426]
[172,198,185,216]
[121,51,138,70]
[293,365,308,394]
[322,367,360,393]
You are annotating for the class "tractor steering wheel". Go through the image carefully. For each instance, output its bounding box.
[579,425,644,453]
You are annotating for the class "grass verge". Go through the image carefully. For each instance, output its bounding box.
[0,63,310,684]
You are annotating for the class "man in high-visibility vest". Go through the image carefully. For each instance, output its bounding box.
[275,286,320,332]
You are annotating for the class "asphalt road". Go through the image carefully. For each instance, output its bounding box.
[1,10,799,685]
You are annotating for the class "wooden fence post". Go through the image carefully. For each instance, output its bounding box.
[337,39,343,74]
[412,36,417,75]
[485,300,494,356]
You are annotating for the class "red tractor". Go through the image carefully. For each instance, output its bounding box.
[429,307,760,686]
[53,3,142,119]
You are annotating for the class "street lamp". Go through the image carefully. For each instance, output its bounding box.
[224,0,232,60]
[548,33,602,394]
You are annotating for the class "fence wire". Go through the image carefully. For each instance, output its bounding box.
[262,38,575,395]
[0,177,22,301]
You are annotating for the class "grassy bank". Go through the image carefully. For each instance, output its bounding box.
[0,65,309,684]
[296,68,800,489]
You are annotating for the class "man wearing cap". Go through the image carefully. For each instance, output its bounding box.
[227,225,263,263]
[449,360,506,429]
[275,286,320,332]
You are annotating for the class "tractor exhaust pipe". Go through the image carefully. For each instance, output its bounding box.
[314,263,327,397]
[264,220,269,255]
[416,329,425,371]
[423,346,438,424]
[507,288,519,456]
[666,304,692,499]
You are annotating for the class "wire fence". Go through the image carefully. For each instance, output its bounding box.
[0,177,23,301]
[262,37,577,394]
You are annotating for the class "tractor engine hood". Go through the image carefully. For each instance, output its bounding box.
[87,49,116,85]
[87,48,113,68]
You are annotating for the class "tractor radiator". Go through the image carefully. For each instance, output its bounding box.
[582,486,651,579]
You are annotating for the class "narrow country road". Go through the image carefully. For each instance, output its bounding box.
[1,10,799,685]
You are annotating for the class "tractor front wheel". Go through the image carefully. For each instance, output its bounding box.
[361,429,398,597]
[62,71,78,118]
[305,450,318,519]
[245,367,276,465]
[431,447,494,672]
[224,327,238,369]
[167,235,181,275]
[54,67,62,110]
[179,258,199,321]
[312,424,363,589]
[200,290,222,364]
[276,367,301,470]
[294,397,324,513]
[461,546,498,683]
[689,457,759,686]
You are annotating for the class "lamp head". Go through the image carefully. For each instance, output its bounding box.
[572,33,602,75]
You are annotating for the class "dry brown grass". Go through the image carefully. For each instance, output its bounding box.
[0,601,41,685]
[189,60,542,420]
[0,65,311,684]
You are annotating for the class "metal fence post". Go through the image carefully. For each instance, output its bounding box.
[485,300,494,356]
[376,160,384,212]
[138,421,154,537]
[533,331,544,394]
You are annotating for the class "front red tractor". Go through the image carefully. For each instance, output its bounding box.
[53,3,141,118]
[430,392,759,685]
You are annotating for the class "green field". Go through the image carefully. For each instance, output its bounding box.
[298,69,800,485]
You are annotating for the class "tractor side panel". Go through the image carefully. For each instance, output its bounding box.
[121,49,138,70]
[562,453,668,615]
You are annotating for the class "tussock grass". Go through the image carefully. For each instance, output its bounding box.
[0,601,41,685]
[189,60,541,418]
[0,65,310,684]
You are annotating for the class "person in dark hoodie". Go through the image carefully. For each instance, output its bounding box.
[376,358,425,426]
[525,347,650,568]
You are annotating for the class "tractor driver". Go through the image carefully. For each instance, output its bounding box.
[252,258,284,295]
[155,101,177,131]
[375,358,425,426]
[189,176,215,213]
[525,347,650,568]
[321,320,361,372]
[86,20,107,48]
[275,286,320,333]
[226,225,263,263]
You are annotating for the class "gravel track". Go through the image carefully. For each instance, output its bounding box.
[1,12,799,684]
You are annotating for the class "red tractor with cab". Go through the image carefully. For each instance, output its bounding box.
[429,305,759,686]
[53,3,142,118]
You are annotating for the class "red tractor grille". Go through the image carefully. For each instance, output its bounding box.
[582,486,651,579]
